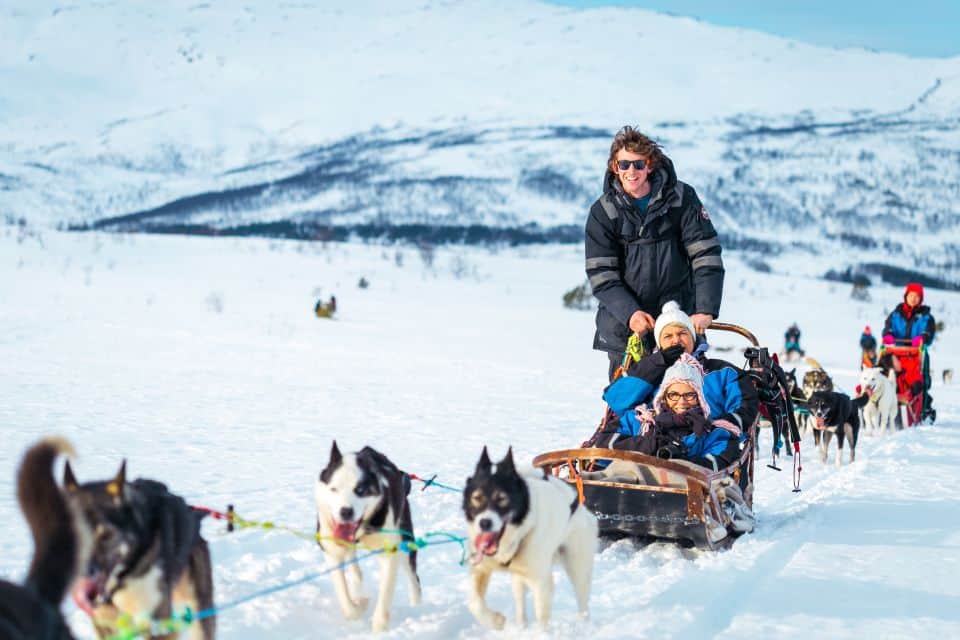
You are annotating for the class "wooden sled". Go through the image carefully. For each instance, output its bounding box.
[532,322,796,550]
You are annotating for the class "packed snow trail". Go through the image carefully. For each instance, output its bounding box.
[0,231,957,638]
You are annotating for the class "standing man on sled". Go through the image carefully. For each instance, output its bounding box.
[584,126,724,380]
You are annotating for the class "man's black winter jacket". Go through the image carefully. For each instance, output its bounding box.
[584,156,724,353]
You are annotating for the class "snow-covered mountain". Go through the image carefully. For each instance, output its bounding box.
[2,0,959,285]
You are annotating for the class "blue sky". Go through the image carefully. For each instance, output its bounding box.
[545,1,960,58]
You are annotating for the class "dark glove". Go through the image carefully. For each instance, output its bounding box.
[625,343,686,380]
[653,410,687,432]
[660,344,685,367]
[681,406,710,437]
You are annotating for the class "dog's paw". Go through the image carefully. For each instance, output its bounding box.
[342,599,368,620]
[490,611,506,630]
[372,610,390,632]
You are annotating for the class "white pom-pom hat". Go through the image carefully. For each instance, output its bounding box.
[653,300,696,348]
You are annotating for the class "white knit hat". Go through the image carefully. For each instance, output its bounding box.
[652,353,711,417]
[653,301,696,349]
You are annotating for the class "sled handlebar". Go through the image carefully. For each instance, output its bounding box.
[706,322,760,347]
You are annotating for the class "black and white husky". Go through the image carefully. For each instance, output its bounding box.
[314,442,421,632]
[462,447,598,630]
[0,438,92,640]
[808,391,869,466]
[65,460,216,639]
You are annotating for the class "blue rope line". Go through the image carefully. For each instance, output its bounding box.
[109,537,466,638]
[411,474,463,493]
[193,548,385,621]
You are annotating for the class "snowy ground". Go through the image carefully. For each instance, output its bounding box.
[1,228,959,639]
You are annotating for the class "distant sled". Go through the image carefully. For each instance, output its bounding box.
[533,323,799,551]
[315,295,337,319]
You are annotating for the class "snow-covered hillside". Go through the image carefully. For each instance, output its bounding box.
[2,0,959,284]
[1,228,959,638]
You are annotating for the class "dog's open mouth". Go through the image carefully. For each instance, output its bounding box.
[472,527,505,560]
[71,573,106,615]
[332,520,361,543]
[815,417,826,429]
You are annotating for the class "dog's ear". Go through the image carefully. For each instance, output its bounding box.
[474,446,493,476]
[497,447,517,475]
[357,446,405,517]
[357,446,400,480]
[320,441,344,484]
[106,460,126,500]
[63,459,79,491]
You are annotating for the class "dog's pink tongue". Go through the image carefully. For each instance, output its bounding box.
[333,521,359,543]
[71,577,98,615]
[474,532,499,556]
[816,417,826,429]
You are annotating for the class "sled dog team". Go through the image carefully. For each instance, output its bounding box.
[785,361,903,467]
[1,438,598,638]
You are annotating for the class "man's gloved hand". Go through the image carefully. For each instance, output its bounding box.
[661,344,686,367]
[882,334,895,346]
[625,343,686,380]
[911,335,924,348]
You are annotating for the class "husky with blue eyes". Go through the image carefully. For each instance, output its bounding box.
[314,442,421,632]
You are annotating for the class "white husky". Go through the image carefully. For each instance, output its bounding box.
[858,367,899,435]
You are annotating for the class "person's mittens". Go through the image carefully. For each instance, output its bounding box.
[653,410,685,432]
[682,406,710,437]
[627,351,667,381]
[883,334,895,346]
[660,344,686,367]
[912,335,924,348]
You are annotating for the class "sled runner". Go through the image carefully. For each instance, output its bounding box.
[532,323,799,550]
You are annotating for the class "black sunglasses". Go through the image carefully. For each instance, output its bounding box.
[617,159,648,171]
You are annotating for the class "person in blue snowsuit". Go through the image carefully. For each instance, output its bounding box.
[590,301,759,470]
[882,282,936,347]
[882,282,937,420]
[601,352,745,470]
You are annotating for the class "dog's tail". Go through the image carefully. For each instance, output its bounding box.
[852,394,870,409]
[17,437,79,607]
[803,357,823,370]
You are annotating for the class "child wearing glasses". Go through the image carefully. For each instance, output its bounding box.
[606,353,743,471]
[595,300,757,434]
